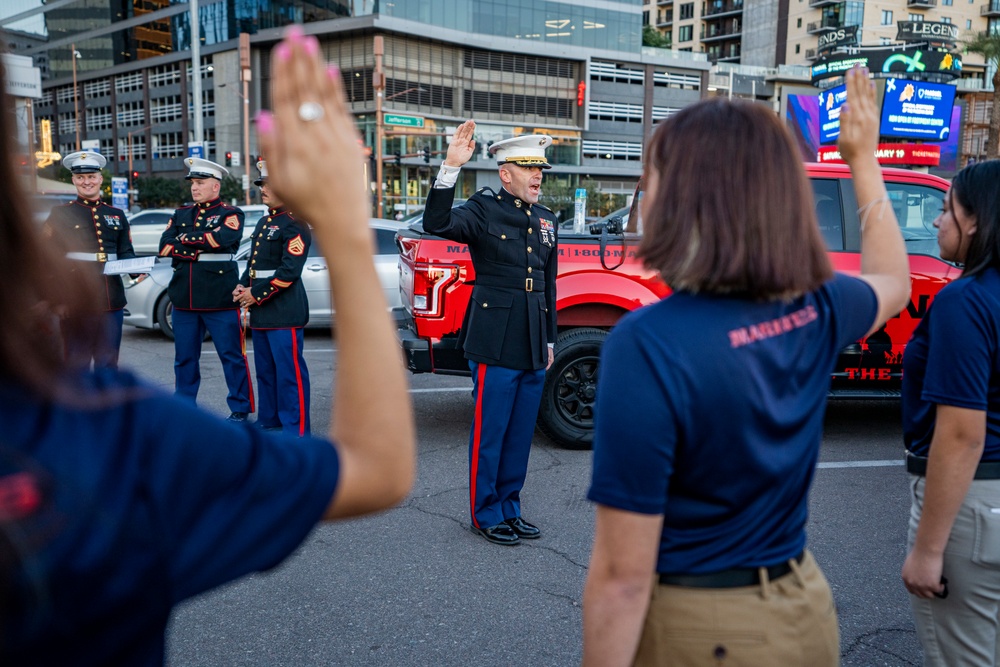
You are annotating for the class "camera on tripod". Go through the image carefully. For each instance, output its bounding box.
[589,215,625,235]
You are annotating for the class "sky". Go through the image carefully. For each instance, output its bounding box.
[1,0,48,37]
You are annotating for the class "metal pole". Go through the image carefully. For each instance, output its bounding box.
[373,35,384,219]
[71,43,80,150]
[240,32,251,205]
[26,99,37,195]
[191,0,204,150]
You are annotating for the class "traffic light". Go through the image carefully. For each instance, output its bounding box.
[423,146,430,164]
[394,151,401,167]
[131,170,139,183]
[225,151,233,167]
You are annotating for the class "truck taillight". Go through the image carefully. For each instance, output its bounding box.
[412,263,459,317]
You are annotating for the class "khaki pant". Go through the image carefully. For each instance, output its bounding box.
[634,550,839,666]
[908,475,1000,667]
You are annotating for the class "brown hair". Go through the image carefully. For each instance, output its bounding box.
[638,98,832,300]
[0,55,103,397]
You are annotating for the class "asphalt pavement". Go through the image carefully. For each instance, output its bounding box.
[118,327,922,666]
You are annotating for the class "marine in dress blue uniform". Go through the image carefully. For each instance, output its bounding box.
[423,129,558,545]
[44,151,136,369]
[235,160,312,436]
[158,157,253,422]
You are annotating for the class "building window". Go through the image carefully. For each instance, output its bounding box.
[795,44,801,53]
[680,3,694,19]
[909,13,923,21]
[880,37,892,44]
[941,16,951,23]
[678,25,693,41]
[582,139,643,161]
[942,0,952,5]
[967,19,973,28]
[881,10,893,24]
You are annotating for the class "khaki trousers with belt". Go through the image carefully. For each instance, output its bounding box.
[634,550,839,666]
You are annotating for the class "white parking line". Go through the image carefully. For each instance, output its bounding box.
[817,459,903,469]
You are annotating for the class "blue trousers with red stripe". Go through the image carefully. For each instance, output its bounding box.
[468,361,545,529]
[172,308,253,414]
[251,327,310,436]
[64,310,124,371]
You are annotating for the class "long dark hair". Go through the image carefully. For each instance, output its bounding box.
[638,98,832,300]
[0,54,102,396]
[950,160,1000,279]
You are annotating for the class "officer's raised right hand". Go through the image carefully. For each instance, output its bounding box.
[444,119,476,168]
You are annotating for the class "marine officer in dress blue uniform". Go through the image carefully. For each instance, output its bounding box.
[234,160,312,436]
[159,157,254,422]
[44,150,137,370]
[423,121,558,545]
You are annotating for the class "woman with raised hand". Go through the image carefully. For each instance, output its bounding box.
[901,158,1000,666]
[582,65,909,666]
[0,26,414,665]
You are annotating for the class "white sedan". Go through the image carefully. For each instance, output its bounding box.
[123,219,406,338]
[128,205,269,256]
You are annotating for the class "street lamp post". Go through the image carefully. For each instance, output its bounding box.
[240,32,251,206]
[373,35,385,219]
[71,44,82,151]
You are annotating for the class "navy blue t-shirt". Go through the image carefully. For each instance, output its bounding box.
[588,273,877,575]
[1,369,340,666]
[903,267,1000,460]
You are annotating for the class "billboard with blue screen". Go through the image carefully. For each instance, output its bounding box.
[818,84,847,144]
[879,78,956,142]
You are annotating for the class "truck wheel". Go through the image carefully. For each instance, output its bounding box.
[538,328,608,450]
[155,294,175,340]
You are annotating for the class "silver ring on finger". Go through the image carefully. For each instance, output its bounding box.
[298,101,324,122]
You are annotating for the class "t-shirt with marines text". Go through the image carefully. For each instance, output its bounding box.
[588,273,877,574]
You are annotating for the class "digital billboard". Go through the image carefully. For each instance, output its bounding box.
[818,84,847,144]
[879,78,956,141]
[811,48,961,83]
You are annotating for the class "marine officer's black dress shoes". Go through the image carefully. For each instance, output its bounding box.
[504,517,541,539]
[226,412,248,423]
[473,523,520,546]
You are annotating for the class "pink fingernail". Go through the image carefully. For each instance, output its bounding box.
[255,110,274,133]
[285,24,304,41]
[275,42,291,62]
[326,65,340,81]
[303,36,319,56]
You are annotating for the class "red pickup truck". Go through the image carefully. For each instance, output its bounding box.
[398,163,958,449]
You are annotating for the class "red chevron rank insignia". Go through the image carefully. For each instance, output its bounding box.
[224,215,240,230]
[288,235,305,256]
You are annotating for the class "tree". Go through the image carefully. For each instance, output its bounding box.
[219,175,244,203]
[643,24,672,49]
[965,30,1000,159]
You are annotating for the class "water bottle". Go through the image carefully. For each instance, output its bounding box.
[573,188,587,234]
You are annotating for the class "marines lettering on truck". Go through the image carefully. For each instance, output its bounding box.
[398,163,957,449]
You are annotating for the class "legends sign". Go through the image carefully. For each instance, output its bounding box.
[896,20,960,44]
[817,26,859,53]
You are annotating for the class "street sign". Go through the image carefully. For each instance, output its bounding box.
[81,139,100,152]
[187,142,204,158]
[111,176,128,210]
[242,174,249,190]
[231,151,241,167]
[384,113,425,128]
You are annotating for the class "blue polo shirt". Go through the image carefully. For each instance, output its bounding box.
[588,273,877,574]
[903,267,1000,461]
[1,369,339,666]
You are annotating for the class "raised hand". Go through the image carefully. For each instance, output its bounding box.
[444,119,477,168]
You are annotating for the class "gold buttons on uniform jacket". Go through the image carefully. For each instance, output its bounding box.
[527,247,533,253]
[528,267,533,273]
[483,302,488,308]
[501,234,506,240]
[528,228,532,234]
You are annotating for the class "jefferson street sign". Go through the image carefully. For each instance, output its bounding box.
[384,113,425,128]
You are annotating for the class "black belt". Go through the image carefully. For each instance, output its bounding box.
[906,453,1000,480]
[658,552,804,589]
[472,277,546,292]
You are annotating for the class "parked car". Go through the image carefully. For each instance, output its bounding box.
[123,218,406,338]
[128,204,269,255]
